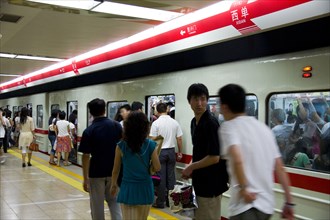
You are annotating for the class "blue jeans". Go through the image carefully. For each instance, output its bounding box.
[89,177,122,220]
[48,134,56,155]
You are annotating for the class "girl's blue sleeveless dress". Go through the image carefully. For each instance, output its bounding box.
[117,139,156,205]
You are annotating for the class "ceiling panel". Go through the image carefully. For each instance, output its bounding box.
[0,0,219,83]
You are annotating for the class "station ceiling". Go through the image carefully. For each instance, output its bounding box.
[0,0,218,84]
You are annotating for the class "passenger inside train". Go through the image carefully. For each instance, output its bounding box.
[268,94,330,172]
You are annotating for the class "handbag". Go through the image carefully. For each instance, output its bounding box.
[169,183,198,218]
[29,141,39,151]
[135,139,163,186]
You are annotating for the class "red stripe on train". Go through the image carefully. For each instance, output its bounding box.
[275,172,330,195]
[1,0,312,91]
[34,130,329,195]
[34,129,48,135]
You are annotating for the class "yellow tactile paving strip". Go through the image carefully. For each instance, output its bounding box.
[8,149,179,220]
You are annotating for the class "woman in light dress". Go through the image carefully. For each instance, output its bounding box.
[18,107,36,167]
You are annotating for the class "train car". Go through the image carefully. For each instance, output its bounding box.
[0,1,329,219]
[1,45,329,219]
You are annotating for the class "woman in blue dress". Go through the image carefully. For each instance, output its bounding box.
[111,111,161,220]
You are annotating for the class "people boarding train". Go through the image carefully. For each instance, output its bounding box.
[218,84,294,220]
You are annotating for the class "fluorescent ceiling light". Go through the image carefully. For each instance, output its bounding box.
[27,0,183,21]
[0,74,21,77]
[15,55,65,62]
[0,53,16,58]
[27,0,100,10]
[92,2,183,21]
[0,53,65,62]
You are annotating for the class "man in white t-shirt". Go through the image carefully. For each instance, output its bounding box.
[218,84,294,220]
[0,110,6,164]
[149,102,183,208]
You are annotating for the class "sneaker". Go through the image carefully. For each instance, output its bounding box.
[27,162,32,166]
[64,162,72,166]
[22,163,26,168]
[0,156,6,164]
[152,204,165,209]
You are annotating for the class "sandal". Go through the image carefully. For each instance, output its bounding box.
[49,161,56,165]
[64,162,71,166]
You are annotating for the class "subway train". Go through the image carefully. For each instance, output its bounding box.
[0,2,329,220]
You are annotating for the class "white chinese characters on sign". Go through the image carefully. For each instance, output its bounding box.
[231,5,249,25]
[180,24,197,36]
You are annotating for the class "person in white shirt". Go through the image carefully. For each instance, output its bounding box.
[55,111,72,166]
[149,102,183,208]
[0,110,6,164]
[218,84,294,220]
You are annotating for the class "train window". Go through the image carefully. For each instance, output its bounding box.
[12,106,18,116]
[27,103,32,117]
[146,94,175,122]
[67,101,78,120]
[51,104,60,111]
[36,105,43,128]
[208,96,223,124]
[245,95,258,119]
[107,101,128,121]
[208,94,258,125]
[268,91,330,173]
[87,110,93,127]
[18,106,23,112]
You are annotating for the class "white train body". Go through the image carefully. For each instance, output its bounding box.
[0,0,329,218]
[1,46,329,219]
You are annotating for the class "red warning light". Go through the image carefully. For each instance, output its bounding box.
[302,72,312,78]
[302,66,312,78]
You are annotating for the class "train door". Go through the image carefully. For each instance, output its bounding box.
[36,105,43,128]
[67,101,78,163]
[27,103,32,117]
[145,94,175,122]
[107,101,128,121]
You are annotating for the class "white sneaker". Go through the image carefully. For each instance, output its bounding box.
[0,156,6,164]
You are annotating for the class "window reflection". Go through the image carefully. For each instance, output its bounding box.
[146,94,175,122]
[107,101,128,121]
[36,105,43,128]
[208,95,258,125]
[268,91,330,173]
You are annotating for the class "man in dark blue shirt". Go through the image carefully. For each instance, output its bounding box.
[79,98,123,220]
[182,83,228,220]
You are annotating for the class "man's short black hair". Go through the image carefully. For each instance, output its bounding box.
[59,111,66,120]
[218,84,246,113]
[131,101,143,111]
[156,103,167,113]
[187,83,209,102]
[119,104,131,111]
[88,98,106,117]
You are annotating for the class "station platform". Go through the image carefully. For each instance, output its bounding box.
[0,148,191,220]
